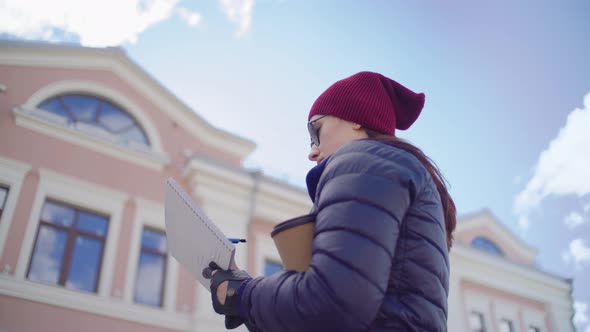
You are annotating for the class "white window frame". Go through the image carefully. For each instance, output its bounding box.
[14,168,127,298]
[125,197,178,313]
[494,299,520,332]
[464,291,492,332]
[523,307,546,332]
[0,157,32,261]
[467,310,487,332]
[0,169,191,329]
[13,80,169,171]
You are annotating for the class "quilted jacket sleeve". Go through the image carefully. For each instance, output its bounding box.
[240,141,424,332]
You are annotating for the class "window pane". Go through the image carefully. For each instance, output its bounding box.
[468,311,485,331]
[264,260,283,276]
[77,211,109,237]
[499,320,514,332]
[0,186,8,210]
[66,235,103,292]
[119,126,149,146]
[99,102,133,132]
[471,236,504,256]
[38,98,73,122]
[141,228,167,252]
[41,201,74,227]
[134,252,165,307]
[28,226,68,284]
[61,95,99,123]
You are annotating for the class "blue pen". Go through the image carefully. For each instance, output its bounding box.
[228,238,247,244]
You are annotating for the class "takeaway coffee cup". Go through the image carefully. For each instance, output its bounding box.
[271,214,316,272]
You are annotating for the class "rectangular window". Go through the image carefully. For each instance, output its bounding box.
[27,200,109,293]
[468,311,486,332]
[499,319,515,332]
[134,227,167,307]
[264,259,283,276]
[0,185,8,220]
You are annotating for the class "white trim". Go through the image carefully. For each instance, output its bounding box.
[13,105,170,171]
[23,79,165,153]
[0,275,191,330]
[522,307,546,331]
[0,157,32,260]
[184,156,311,223]
[463,292,492,332]
[452,244,570,295]
[15,168,128,300]
[493,299,520,330]
[124,197,178,313]
[0,40,256,160]
[457,210,537,261]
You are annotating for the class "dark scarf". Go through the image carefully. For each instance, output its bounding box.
[305,160,328,203]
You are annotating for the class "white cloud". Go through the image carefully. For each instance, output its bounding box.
[134,257,164,305]
[564,211,586,229]
[177,7,201,27]
[0,0,200,47]
[514,92,590,229]
[27,227,62,283]
[219,0,255,37]
[569,239,590,266]
[575,301,588,326]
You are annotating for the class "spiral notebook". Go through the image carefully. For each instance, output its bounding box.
[165,178,236,291]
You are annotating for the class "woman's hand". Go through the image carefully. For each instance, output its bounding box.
[211,259,240,305]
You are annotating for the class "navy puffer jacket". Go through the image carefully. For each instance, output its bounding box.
[241,139,449,332]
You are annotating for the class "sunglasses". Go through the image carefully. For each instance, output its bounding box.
[307,115,329,147]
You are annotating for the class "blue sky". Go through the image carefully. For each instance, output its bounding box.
[2,0,589,329]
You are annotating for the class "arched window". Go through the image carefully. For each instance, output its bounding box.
[38,94,150,146]
[471,236,504,256]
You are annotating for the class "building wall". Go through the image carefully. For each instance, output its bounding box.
[0,61,244,331]
[0,45,574,332]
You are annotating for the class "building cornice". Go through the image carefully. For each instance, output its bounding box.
[452,244,571,300]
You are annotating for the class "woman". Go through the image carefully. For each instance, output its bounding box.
[207,71,456,332]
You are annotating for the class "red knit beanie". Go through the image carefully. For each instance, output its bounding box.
[308,71,425,135]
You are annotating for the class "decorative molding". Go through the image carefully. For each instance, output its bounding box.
[0,156,32,257]
[463,292,492,332]
[15,168,128,300]
[452,244,572,305]
[493,299,520,326]
[23,79,165,153]
[456,209,537,261]
[0,40,256,160]
[184,155,311,223]
[13,105,170,171]
[0,275,191,330]
[522,307,546,330]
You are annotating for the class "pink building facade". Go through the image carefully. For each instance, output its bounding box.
[0,41,574,332]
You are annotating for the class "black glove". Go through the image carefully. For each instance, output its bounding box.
[203,262,252,329]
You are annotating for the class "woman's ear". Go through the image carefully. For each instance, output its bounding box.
[351,122,369,139]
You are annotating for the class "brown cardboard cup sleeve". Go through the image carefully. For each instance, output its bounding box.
[271,214,316,272]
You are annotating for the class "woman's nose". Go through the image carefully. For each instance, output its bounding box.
[308,145,320,161]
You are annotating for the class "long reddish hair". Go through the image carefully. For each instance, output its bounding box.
[365,129,457,252]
